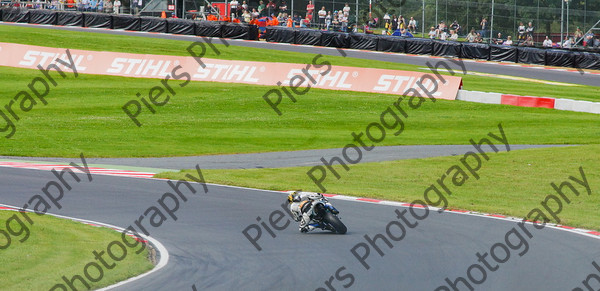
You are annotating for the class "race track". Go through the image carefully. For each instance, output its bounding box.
[2,168,599,290]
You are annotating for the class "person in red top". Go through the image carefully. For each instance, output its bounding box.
[306,0,314,24]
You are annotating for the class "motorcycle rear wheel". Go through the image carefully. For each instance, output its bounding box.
[324,212,347,234]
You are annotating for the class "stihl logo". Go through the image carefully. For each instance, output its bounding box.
[19,50,87,71]
[107,58,175,77]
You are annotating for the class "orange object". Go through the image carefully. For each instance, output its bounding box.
[249,19,259,25]
[233,18,241,23]
[286,18,292,27]
[207,14,218,21]
[160,11,167,18]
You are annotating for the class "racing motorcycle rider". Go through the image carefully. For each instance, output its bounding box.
[287,190,324,233]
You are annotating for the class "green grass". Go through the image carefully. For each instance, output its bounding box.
[0,211,153,290]
[2,24,600,101]
[1,66,599,157]
[156,144,600,231]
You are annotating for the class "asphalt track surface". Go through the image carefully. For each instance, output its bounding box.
[2,168,600,290]
[2,22,599,290]
[0,144,566,170]
[2,22,600,87]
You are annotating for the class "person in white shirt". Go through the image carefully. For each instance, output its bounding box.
[230,0,239,16]
[113,0,121,14]
[542,36,553,48]
[439,30,447,40]
[318,6,326,29]
[562,37,573,48]
[449,30,458,41]
[503,36,513,45]
[408,16,417,32]
[428,26,437,39]
[342,3,350,16]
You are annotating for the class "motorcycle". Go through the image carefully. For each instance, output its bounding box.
[306,197,347,234]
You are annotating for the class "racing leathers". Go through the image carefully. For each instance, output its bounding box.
[288,191,324,233]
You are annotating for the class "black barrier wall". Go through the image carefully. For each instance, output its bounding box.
[166,18,195,35]
[406,38,433,55]
[350,33,378,50]
[2,8,29,23]
[295,28,322,46]
[433,40,461,57]
[376,35,406,53]
[56,11,83,26]
[461,42,490,60]
[112,14,140,31]
[140,16,166,32]
[490,44,518,62]
[517,47,546,65]
[83,12,112,28]
[196,21,222,37]
[2,8,599,71]
[29,9,56,25]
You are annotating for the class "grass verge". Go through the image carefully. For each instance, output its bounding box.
[1,66,599,157]
[1,24,600,101]
[155,145,600,231]
[0,211,153,290]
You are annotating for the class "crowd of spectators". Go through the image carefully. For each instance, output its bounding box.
[202,0,355,32]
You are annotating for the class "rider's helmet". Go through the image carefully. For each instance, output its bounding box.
[287,190,301,203]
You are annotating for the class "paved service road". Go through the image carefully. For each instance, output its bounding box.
[2,22,599,87]
[2,168,598,291]
[0,145,569,170]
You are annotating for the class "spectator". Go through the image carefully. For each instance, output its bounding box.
[318,6,326,29]
[104,0,111,13]
[439,30,448,40]
[400,28,413,38]
[494,32,503,45]
[391,14,398,31]
[428,27,437,39]
[450,20,460,34]
[574,27,583,43]
[258,1,265,16]
[81,0,88,11]
[594,36,600,48]
[526,22,534,38]
[230,0,239,16]
[449,29,458,41]
[325,11,332,30]
[306,1,315,23]
[340,13,348,32]
[467,29,476,42]
[113,0,120,14]
[407,16,417,33]
[522,35,534,47]
[332,12,339,31]
[293,14,301,26]
[242,9,251,22]
[474,32,483,43]
[241,0,248,12]
[562,37,573,48]
[398,15,405,29]
[543,36,552,47]
[266,0,276,17]
[503,35,513,45]
[480,17,487,37]
[342,3,350,17]
[251,8,259,19]
[383,12,390,25]
[279,1,287,14]
[517,22,526,42]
